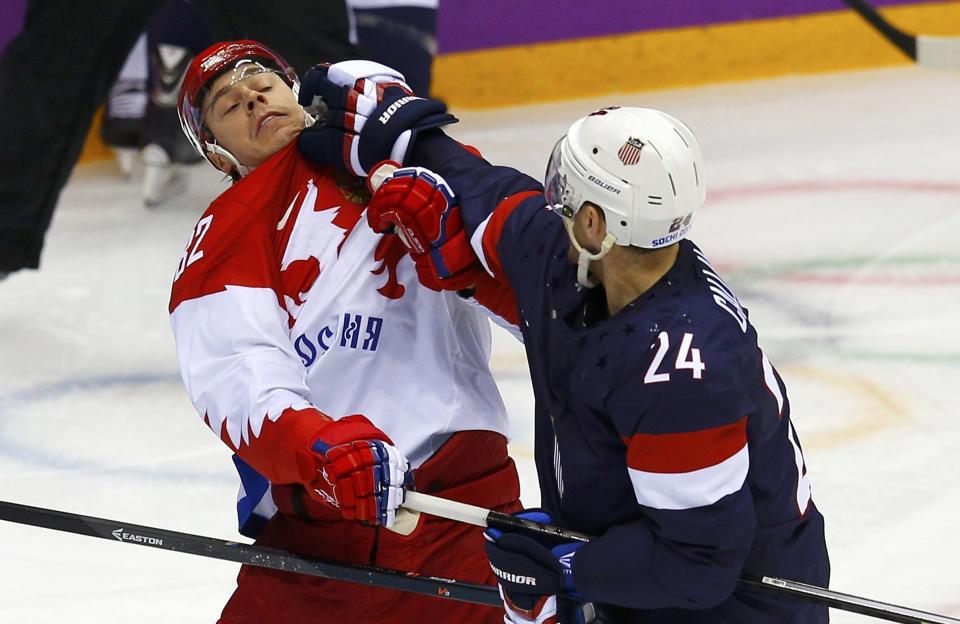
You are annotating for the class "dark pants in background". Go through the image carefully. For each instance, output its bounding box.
[0,0,356,273]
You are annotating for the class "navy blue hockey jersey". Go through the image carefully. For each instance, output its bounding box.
[411,132,830,622]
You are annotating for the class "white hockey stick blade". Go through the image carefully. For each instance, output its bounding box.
[388,507,420,536]
[917,35,960,71]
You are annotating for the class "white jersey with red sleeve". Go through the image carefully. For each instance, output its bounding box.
[169,142,508,528]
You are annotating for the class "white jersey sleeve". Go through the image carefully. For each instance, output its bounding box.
[169,202,334,485]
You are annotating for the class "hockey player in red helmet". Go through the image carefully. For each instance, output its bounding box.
[171,40,522,623]
[178,40,307,179]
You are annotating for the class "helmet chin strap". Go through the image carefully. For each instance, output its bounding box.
[563,217,616,288]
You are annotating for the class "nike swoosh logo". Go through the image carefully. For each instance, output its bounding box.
[277,191,301,230]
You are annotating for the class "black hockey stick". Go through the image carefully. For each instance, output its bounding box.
[841,0,960,70]
[738,575,960,624]
[403,492,960,624]
[0,499,501,607]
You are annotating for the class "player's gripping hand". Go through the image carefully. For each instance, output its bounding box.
[367,163,485,291]
[295,414,410,528]
[484,510,585,624]
[297,60,456,177]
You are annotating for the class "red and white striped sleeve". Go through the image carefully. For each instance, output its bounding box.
[623,416,749,511]
[468,190,542,281]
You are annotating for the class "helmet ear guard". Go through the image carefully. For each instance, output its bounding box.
[545,107,706,250]
[204,141,250,179]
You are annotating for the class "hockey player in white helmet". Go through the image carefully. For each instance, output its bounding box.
[543,106,705,289]
[294,85,831,624]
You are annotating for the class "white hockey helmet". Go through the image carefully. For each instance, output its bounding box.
[544,106,706,249]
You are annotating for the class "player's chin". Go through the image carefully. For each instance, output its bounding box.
[566,245,578,264]
[261,125,300,156]
[279,121,305,143]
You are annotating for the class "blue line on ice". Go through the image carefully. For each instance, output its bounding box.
[0,373,234,485]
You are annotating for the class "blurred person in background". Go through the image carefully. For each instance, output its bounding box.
[101,0,211,207]
[0,0,355,278]
[347,0,438,97]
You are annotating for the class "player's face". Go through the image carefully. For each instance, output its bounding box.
[203,70,305,172]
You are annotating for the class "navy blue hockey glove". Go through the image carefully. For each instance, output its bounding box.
[484,510,584,624]
[297,60,457,177]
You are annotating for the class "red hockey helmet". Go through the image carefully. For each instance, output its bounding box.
[178,40,300,170]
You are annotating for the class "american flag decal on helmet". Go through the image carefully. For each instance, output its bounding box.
[618,138,644,165]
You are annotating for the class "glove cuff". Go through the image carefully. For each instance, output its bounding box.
[311,414,392,454]
[554,542,583,596]
[389,129,413,166]
[367,160,402,194]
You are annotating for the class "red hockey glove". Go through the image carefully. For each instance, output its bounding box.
[367,164,486,291]
[295,414,410,528]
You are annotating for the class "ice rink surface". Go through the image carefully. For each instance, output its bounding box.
[1,65,959,622]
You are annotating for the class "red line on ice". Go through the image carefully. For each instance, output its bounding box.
[778,274,960,287]
[706,178,960,288]
[709,179,960,205]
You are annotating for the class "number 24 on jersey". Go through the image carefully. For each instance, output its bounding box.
[644,331,705,384]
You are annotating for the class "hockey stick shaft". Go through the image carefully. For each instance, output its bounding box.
[740,575,960,624]
[0,499,501,607]
[842,0,917,59]
[841,0,960,71]
[403,492,960,624]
